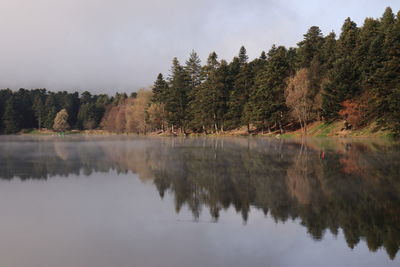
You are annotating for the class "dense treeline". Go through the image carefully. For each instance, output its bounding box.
[0,88,119,133]
[1,7,399,135]
[149,7,400,135]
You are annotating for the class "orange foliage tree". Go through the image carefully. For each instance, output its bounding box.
[338,92,370,129]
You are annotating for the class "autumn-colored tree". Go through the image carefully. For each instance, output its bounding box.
[53,109,70,132]
[115,105,127,133]
[147,102,167,131]
[126,89,153,134]
[285,69,312,134]
[100,105,117,132]
[338,92,370,129]
[100,102,127,133]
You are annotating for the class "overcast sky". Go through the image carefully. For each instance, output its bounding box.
[0,0,399,94]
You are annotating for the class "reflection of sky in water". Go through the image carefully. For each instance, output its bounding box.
[0,136,399,267]
[0,173,396,267]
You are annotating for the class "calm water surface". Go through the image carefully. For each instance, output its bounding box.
[0,136,399,267]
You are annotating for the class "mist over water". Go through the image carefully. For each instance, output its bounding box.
[0,136,399,267]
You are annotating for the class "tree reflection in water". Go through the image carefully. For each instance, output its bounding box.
[0,136,399,259]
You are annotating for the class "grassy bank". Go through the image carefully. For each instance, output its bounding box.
[279,121,393,138]
[17,120,395,139]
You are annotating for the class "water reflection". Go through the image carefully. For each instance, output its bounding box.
[0,136,399,260]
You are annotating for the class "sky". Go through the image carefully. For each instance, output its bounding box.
[0,0,399,94]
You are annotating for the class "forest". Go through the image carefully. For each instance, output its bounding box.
[0,7,399,135]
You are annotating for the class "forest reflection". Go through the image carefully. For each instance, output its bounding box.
[0,136,399,259]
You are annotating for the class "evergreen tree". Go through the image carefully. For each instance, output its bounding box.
[0,89,13,133]
[203,52,219,78]
[322,17,360,120]
[13,88,36,129]
[260,51,267,60]
[32,95,45,130]
[337,18,359,58]
[238,46,249,66]
[189,54,229,132]
[320,32,337,73]
[248,45,291,132]
[226,47,253,129]
[43,94,58,129]
[371,10,400,131]
[77,92,101,130]
[380,7,395,33]
[297,26,324,68]
[152,73,169,103]
[1,97,20,134]
[355,18,382,90]
[165,58,191,131]
[185,50,203,88]
[62,92,80,128]
[322,57,360,120]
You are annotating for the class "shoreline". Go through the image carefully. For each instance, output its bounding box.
[11,121,395,139]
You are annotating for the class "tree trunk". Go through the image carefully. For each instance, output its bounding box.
[304,121,307,136]
[262,119,265,134]
[298,115,304,135]
[39,113,41,131]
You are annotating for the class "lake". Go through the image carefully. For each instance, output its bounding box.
[0,136,399,267]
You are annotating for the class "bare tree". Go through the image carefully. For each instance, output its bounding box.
[285,68,312,134]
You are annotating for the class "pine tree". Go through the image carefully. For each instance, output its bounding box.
[226,47,253,130]
[238,46,248,66]
[0,89,13,132]
[320,32,337,73]
[189,52,218,131]
[77,92,101,130]
[355,18,382,90]
[189,54,229,132]
[32,95,44,130]
[248,45,291,132]
[63,92,80,128]
[260,51,267,60]
[165,58,191,132]
[1,97,20,134]
[337,18,359,58]
[43,94,58,129]
[297,26,324,68]
[380,7,395,33]
[322,57,360,120]
[203,52,219,78]
[185,50,202,88]
[322,18,361,120]
[152,73,169,103]
[371,10,400,131]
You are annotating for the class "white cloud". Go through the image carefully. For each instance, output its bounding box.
[0,0,398,93]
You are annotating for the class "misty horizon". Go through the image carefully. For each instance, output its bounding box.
[0,0,399,94]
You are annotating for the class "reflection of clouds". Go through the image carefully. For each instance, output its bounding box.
[0,136,400,259]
